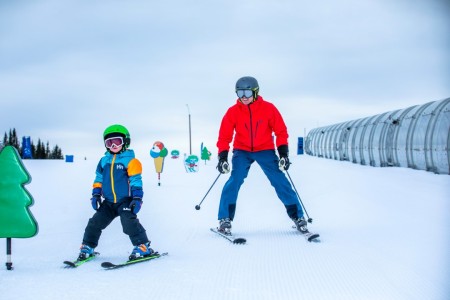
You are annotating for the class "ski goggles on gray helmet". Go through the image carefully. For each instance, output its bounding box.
[236,89,253,98]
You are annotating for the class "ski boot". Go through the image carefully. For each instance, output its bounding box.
[129,242,153,261]
[218,218,232,235]
[78,244,95,261]
[292,217,309,234]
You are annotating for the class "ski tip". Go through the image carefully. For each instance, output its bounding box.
[63,261,77,268]
[101,262,116,268]
[233,238,246,244]
[307,234,320,242]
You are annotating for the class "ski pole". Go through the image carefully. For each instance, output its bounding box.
[285,170,313,223]
[195,173,221,210]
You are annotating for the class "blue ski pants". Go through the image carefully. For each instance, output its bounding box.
[218,149,304,220]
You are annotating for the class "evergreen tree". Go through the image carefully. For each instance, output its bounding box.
[5,129,20,152]
[39,140,46,159]
[12,128,20,150]
[50,145,63,159]
[45,141,50,159]
[8,129,12,145]
[34,139,39,158]
[56,145,63,159]
[35,139,43,159]
[31,141,36,158]
[2,128,64,159]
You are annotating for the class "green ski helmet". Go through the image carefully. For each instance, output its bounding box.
[235,76,259,99]
[103,124,131,149]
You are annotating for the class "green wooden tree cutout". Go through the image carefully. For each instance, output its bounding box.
[0,146,38,238]
[201,146,211,164]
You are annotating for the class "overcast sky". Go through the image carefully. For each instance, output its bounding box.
[1,0,449,160]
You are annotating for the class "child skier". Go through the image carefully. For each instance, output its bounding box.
[78,124,153,261]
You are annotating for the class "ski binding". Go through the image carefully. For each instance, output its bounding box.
[63,252,100,268]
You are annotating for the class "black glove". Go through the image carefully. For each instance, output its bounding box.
[129,197,143,214]
[277,145,291,171]
[91,194,102,211]
[217,151,230,174]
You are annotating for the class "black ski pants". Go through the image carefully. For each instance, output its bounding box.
[82,199,149,248]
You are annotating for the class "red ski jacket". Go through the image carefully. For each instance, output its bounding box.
[217,96,289,153]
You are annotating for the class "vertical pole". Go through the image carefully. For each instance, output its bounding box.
[186,104,192,155]
[6,238,13,270]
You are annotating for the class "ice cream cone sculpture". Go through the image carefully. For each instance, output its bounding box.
[150,141,168,186]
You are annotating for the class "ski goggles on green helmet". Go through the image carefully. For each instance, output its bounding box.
[236,89,253,99]
[104,136,124,148]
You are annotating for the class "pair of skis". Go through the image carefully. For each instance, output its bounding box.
[210,226,320,243]
[64,227,319,269]
[64,251,167,270]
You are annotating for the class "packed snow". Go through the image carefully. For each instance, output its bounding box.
[1,153,449,300]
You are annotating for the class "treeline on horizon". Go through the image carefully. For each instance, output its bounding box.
[1,128,64,159]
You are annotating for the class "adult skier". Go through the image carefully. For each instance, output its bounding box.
[216,76,312,236]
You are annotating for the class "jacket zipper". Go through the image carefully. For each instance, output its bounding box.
[248,105,254,151]
[110,154,117,203]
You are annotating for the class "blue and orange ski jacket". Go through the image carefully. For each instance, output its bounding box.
[217,96,289,154]
[92,149,143,203]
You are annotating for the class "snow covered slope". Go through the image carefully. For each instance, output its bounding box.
[1,155,449,300]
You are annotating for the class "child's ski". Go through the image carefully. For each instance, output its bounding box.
[101,252,168,270]
[63,252,100,268]
[210,228,246,244]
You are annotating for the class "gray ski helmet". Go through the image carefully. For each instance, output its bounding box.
[235,76,259,98]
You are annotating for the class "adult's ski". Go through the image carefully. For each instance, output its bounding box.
[101,252,168,270]
[292,226,320,242]
[210,228,246,244]
[63,252,100,268]
[302,231,320,242]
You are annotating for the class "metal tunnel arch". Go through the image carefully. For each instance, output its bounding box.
[305,98,450,175]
